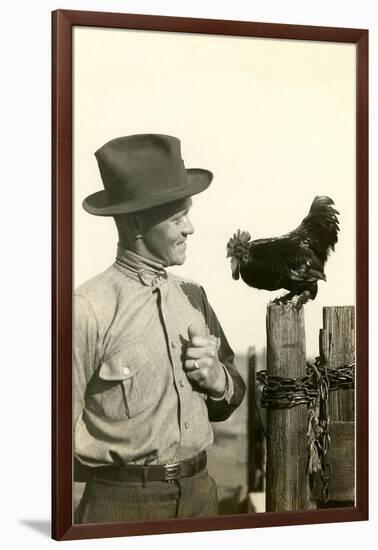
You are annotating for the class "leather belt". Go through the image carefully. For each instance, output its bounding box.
[92,451,207,483]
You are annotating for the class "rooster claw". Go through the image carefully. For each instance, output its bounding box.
[281,299,301,314]
[281,291,311,314]
[281,301,295,314]
[272,293,292,305]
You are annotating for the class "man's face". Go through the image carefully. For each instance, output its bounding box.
[138,197,194,267]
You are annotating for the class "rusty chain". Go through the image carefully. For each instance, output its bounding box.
[256,358,355,502]
[256,359,354,409]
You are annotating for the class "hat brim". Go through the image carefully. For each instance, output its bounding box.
[82,169,213,216]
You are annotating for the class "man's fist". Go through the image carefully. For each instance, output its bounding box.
[184,325,226,397]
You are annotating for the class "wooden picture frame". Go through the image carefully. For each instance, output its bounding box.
[52,9,368,541]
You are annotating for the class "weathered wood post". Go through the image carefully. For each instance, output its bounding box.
[320,306,355,420]
[265,303,310,512]
[247,347,257,493]
[248,347,266,494]
[315,306,355,505]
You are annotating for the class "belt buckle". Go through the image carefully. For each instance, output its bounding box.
[164,462,181,482]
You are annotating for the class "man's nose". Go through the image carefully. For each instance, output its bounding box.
[183,216,195,235]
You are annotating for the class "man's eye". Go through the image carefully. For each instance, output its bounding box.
[172,210,189,224]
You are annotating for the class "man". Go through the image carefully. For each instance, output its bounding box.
[74,134,246,523]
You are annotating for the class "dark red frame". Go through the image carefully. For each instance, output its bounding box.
[52,9,369,541]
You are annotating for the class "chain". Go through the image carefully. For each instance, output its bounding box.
[256,359,354,409]
[256,358,355,502]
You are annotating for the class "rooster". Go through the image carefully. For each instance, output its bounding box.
[226,196,339,310]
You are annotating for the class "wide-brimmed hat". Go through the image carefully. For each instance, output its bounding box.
[82,134,213,216]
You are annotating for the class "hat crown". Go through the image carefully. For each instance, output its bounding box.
[83,133,213,215]
[95,134,187,204]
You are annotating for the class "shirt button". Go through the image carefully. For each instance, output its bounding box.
[123,367,130,376]
[179,380,185,388]
[184,422,190,429]
[171,341,177,349]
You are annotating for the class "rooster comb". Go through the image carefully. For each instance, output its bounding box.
[226,229,251,256]
[228,229,251,246]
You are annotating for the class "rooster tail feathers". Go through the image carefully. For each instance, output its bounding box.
[310,196,340,216]
[300,196,340,261]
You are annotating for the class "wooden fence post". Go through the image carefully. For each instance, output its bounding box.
[320,306,355,421]
[315,305,355,505]
[247,347,257,493]
[265,303,310,512]
[247,347,266,495]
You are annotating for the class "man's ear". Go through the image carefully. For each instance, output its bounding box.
[131,213,144,238]
[114,213,143,242]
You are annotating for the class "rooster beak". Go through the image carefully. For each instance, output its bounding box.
[231,257,240,280]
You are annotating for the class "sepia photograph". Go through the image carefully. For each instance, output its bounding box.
[52,9,368,541]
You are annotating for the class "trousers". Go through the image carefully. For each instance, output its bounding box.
[75,467,218,523]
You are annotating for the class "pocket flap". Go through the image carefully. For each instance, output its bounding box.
[99,346,148,381]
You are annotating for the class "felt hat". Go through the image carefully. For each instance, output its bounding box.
[83,134,213,216]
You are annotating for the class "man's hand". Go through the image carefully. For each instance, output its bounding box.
[184,325,226,397]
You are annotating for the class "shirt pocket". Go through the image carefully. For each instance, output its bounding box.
[97,345,153,419]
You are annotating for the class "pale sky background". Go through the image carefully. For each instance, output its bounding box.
[73,27,356,357]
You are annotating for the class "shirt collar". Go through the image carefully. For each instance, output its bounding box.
[115,244,168,287]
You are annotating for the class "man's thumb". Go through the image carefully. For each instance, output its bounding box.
[188,324,201,341]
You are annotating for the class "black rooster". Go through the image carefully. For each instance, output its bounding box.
[226,196,339,310]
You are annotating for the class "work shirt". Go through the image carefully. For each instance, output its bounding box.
[74,245,246,469]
